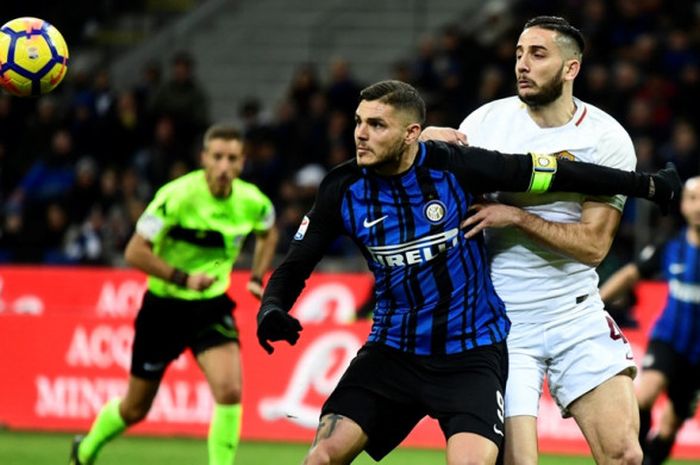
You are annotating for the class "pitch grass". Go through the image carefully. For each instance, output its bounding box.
[1,430,698,465]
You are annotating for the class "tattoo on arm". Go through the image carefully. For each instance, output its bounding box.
[310,414,345,447]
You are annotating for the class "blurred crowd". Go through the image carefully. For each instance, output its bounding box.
[0,0,698,268]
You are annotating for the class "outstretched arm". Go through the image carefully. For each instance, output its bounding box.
[448,144,681,211]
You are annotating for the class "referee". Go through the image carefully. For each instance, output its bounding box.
[70,124,278,465]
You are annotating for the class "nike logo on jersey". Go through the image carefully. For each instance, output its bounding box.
[669,263,686,274]
[363,215,388,228]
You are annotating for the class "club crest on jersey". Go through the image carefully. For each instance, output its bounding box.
[294,216,310,240]
[553,150,576,161]
[424,200,446,224]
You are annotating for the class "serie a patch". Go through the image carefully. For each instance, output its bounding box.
[294,215,310,240]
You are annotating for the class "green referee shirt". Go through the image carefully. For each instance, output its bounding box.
[135,170,275,300]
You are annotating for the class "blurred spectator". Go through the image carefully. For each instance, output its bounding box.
[65,157,101,223]
[411,35,440,95]
[659,120,699,182]
[0,209,27,262]
[18,97,62,171]
[241,136,285,202]
[577,62,613,112]
[64,205,105,265]
[38,202,73,264]
[92,69,115,118]
[133,60,162,113]
[674,64,700,129]
[608,61,642,122]
[101,90,148,168]
[8,129,77,215]
[133,115,188,188]
[288,63,321,115]
[325,58,362,114]
[149,50,209,150]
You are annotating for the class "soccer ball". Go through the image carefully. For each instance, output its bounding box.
[0,17,69,97]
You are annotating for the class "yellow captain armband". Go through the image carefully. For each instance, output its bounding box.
[528,153,558,193]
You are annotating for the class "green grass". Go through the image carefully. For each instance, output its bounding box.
[0,430,698,464]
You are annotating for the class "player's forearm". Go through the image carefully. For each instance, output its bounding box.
[124,234,179,282]
[599,264,641,303]
[262,241,324,311]
[513,210,614,266]
[250,227,279,281]
[552,159,651,198]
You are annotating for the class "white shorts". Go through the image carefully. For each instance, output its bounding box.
[505,309,637,418]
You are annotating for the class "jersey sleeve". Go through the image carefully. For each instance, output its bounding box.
[251,189,276,233]
[262,173,346,312]
[135,183,179,243]
[435,140,653,200]
[443,142,544,194]
[585,124,637,211]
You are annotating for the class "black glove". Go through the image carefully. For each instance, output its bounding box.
[256,304,303,354]
[648,162,681,214]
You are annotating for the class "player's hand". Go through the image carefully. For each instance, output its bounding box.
[257,304,303,354]
[246,279,264,299]
[649,162,681,214]
[419,126,468,145]
[460,203,523,239]
[187,273,216,291]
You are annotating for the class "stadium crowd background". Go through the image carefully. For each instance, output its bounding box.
[0,0,698,290]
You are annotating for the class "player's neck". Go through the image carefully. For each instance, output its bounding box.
[526,94,577,128]
[687,226,700,246]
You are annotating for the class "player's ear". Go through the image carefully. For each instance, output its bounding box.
[405,122,422,144]
[564,58,580,81]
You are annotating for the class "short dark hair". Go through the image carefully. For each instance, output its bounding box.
[359,80,426,125]
[203,124,242,147]
[524,16,585,55]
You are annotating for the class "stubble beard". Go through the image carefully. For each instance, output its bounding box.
[370,138,409,174]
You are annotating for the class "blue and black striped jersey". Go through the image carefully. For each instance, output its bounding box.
[263,140,657,356]
[637,231,700,364]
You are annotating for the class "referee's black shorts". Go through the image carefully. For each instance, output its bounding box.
[321,341,508,461]
[644,339,700,419]
[130,291,238,380]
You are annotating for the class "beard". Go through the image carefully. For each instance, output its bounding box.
[517,71,564,108]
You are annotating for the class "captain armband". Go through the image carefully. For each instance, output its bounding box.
[528,153,558,193]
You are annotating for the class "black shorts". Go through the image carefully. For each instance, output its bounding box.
[321,341,508,461]
[644,339,700,419]
[130,291,238,380]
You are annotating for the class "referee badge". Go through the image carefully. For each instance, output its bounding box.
[424,200,446,224]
